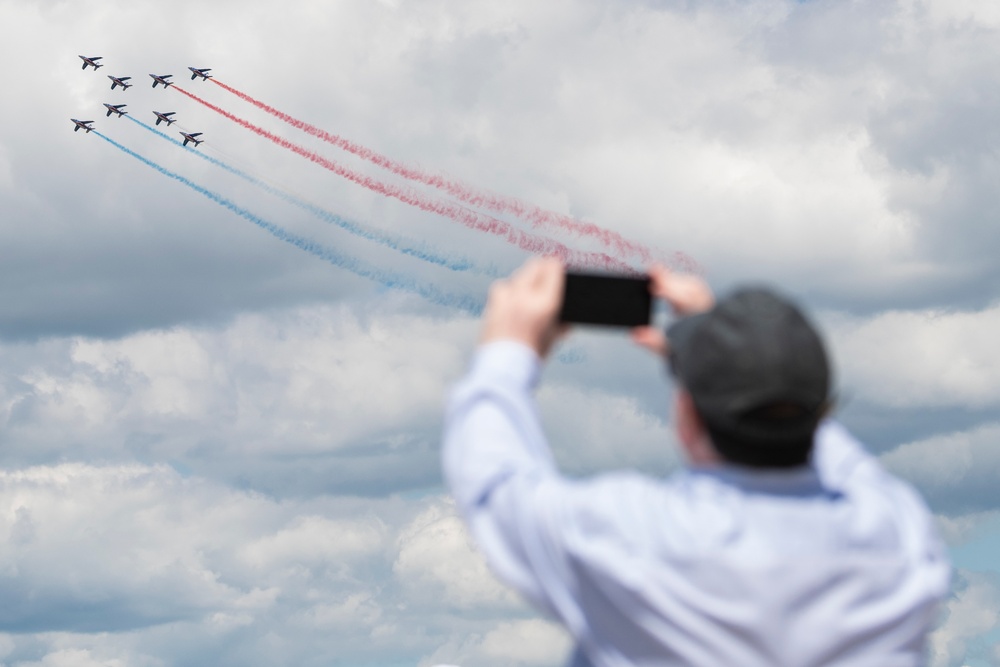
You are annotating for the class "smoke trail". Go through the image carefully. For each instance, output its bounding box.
[92,130,483,314]
[210,78,661,265]
[125,116,501,278]
[172,86,634,274]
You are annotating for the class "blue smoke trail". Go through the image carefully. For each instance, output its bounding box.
[94,130,484,314]
[125,116,501,278]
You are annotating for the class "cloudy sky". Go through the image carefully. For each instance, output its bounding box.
[1,0,999,665]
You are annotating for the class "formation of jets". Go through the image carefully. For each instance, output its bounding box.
[150,73,173,88]
[153,111,177,126]
[108,75,132,91]
[74,57,210,148]
[103,103,128,118]
[71,118,95,133]
[79,55,103,70]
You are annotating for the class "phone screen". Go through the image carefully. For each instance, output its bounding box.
[559,272,652,327]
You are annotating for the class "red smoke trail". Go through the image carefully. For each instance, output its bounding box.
[174,85,632,272]
[210,78,667,266]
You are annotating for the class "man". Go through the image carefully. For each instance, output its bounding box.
[442,257,950,667]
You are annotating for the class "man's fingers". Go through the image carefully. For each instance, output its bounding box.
[648,265,673,299]
[487,277,510,303]
[529,257,550,288]
[508,256,564,305]
[508,259,534,288]
[630,326,669,357]
[537,257,565,304]
[479,257,571,357]
[648,265,714,316]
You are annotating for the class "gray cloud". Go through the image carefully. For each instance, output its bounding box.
[881,423,1000,515]
[0,302,679,496]
[0,304,476,495]
[824,303,1000,411]
[0,466,561,666]
[5,0,1000,340]
[927,570,1000,667]
[3,0,1000,664]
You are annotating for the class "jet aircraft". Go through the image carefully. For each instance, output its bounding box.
[103,103,128,118]
[71,119,95,133]
[188,67,212,81]
[180,131,204,147]
[108,75,132,91]
[149,73,174,89]
[79,55,103,70]
[153,111,177,126]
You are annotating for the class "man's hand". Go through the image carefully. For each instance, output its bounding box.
[480,257,568,358]
[631,265,715,357]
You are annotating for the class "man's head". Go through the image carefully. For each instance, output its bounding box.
[666,288,831,468]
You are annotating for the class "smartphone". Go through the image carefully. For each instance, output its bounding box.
[559,271,652,327]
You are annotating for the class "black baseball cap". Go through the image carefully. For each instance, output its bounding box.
[666,287,831,468]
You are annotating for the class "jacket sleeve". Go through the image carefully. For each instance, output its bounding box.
[442,341,584,626]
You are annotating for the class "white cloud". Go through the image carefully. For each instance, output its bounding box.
[478,619,572,666]
[12,648,130,667]
[928,571,1000,667]
[0,463,239,631]
[239,515,386,571]
[0,304,477,493]
[934,510,1000,547]
[394,500,521,610]
[918,0,1000,29]
[880,422,1000,513]
[0,465,570,666]
[0,464,275,629]
[0,302,684,494]
[420,618,572,667]
[826,303,1000,410]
